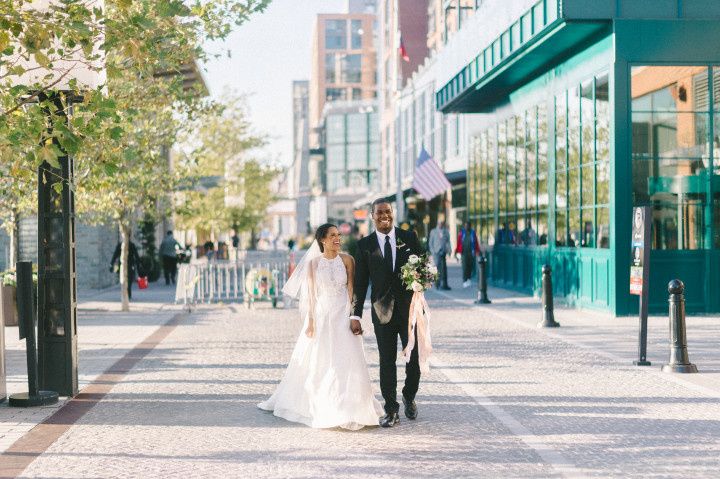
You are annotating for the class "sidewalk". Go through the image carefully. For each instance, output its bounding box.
[1,269,720,477]
[1,282,181,457]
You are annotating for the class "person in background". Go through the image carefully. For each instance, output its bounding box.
[287,238,296,251]
[428,220,452,290]
[455,221,481,288]
[110,237,142,300]
[159,230,181,285]
[204,241,216,261]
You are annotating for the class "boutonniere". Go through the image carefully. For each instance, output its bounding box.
[396,238,406,250]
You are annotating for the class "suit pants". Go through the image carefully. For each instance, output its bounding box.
[162,255,178,285]
[373,300,421,415]
[462,252,475,282]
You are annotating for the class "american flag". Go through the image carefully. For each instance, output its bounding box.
[412,147,451,201]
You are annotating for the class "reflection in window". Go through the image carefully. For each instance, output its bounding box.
[325,54,336,83]
[325,19,347,49]
[326,88,347,102]
[631,66,710,250]
[351,19,363,49]
[342,54,362,83]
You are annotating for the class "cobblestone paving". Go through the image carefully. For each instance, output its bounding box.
[9,268,720,478]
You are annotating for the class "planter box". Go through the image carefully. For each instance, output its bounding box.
[0,285,17,327]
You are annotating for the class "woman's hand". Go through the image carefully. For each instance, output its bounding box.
[305,322,315,338]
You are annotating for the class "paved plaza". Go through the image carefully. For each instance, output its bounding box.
[1,265,720,477]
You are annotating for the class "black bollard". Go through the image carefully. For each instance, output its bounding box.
[475,255,491,304]
[9,262,59,407]
[661,279,698,374]
[537,264,560,328]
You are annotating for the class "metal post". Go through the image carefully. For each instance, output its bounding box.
[537,264,560,328]
[661,280,698,373]
[475,255,491,304]
[9,261,58,407]
[37,94,78,397]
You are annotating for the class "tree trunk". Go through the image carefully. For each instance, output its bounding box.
[119,222,131,312]
[8,209,19,267]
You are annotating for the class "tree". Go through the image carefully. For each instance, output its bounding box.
[74,2,270,310]
[175,94,278,246]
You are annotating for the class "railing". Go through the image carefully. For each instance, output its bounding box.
[175,257,292,309]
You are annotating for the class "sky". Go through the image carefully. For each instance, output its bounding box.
[202,0,348,167]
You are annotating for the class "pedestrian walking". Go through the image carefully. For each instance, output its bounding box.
[455,221,481,288]
[159,230,181,285]
[428,220,451,290]
[110,237,142,300]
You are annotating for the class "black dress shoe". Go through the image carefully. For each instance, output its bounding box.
[379,412,399,427]
[441,286,451,291]
[403,397,418,420]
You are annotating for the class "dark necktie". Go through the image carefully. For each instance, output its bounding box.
[384,235,393,273]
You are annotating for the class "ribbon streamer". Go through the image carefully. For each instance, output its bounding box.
[402,291,433,374]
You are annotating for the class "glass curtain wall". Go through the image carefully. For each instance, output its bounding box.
[324,111,380,193]
[468,70,610,251]
[631,66,715,250]
[555,72,610,248]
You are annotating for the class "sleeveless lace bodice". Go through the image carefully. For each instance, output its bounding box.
[315,256,347,297]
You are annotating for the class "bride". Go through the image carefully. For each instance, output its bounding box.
[258,223,383,430]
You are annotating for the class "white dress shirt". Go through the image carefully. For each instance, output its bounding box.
[375,228,397,270]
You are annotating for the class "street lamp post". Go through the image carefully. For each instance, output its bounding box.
[7,0,105,397]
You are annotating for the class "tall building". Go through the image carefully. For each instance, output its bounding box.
[346,0,376,14]
[309,13,377,143]
[378,0,430,202]
[291,80,312,235]
[322,99,380,223]
[308,11,379,225]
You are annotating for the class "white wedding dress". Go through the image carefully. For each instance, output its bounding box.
[258,254,383,430]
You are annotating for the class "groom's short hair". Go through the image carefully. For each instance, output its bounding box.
[371,197,392,213]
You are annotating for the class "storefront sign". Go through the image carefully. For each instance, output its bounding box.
[630,207,649,295]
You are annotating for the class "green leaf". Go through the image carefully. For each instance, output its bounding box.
[109,126,123,140]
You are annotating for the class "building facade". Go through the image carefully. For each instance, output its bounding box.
[322,100,380,223]
[436,0,720,314]
[309,13,377,137]
[291,80,312,236]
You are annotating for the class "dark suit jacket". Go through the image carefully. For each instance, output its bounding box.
[352,227,422,324]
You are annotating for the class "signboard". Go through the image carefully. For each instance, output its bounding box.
[630,206,652,366]
[630,207,649,295]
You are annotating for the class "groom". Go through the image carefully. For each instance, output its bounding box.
[351,198,422,427]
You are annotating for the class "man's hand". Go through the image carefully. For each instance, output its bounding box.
[350,319,363,335]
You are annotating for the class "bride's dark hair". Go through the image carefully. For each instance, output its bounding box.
[315,223,337,253]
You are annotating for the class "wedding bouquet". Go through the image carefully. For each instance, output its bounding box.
[400,254,438,292]
[399,253,436,374]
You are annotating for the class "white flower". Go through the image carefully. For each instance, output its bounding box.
[428,265,438,275]
[408,255,420,264]
[411,281,423,292]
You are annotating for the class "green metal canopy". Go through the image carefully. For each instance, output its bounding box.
[436,0,720,114]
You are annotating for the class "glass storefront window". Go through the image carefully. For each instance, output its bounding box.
[631,65,711,250]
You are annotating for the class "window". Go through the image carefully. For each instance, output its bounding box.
[632,65,711,250]
[342,54,362,83]
[351,20,363,49]
[325,53,336,83]
[352,88,362,100]
[325,19,347,49]
[326,88,347,102]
